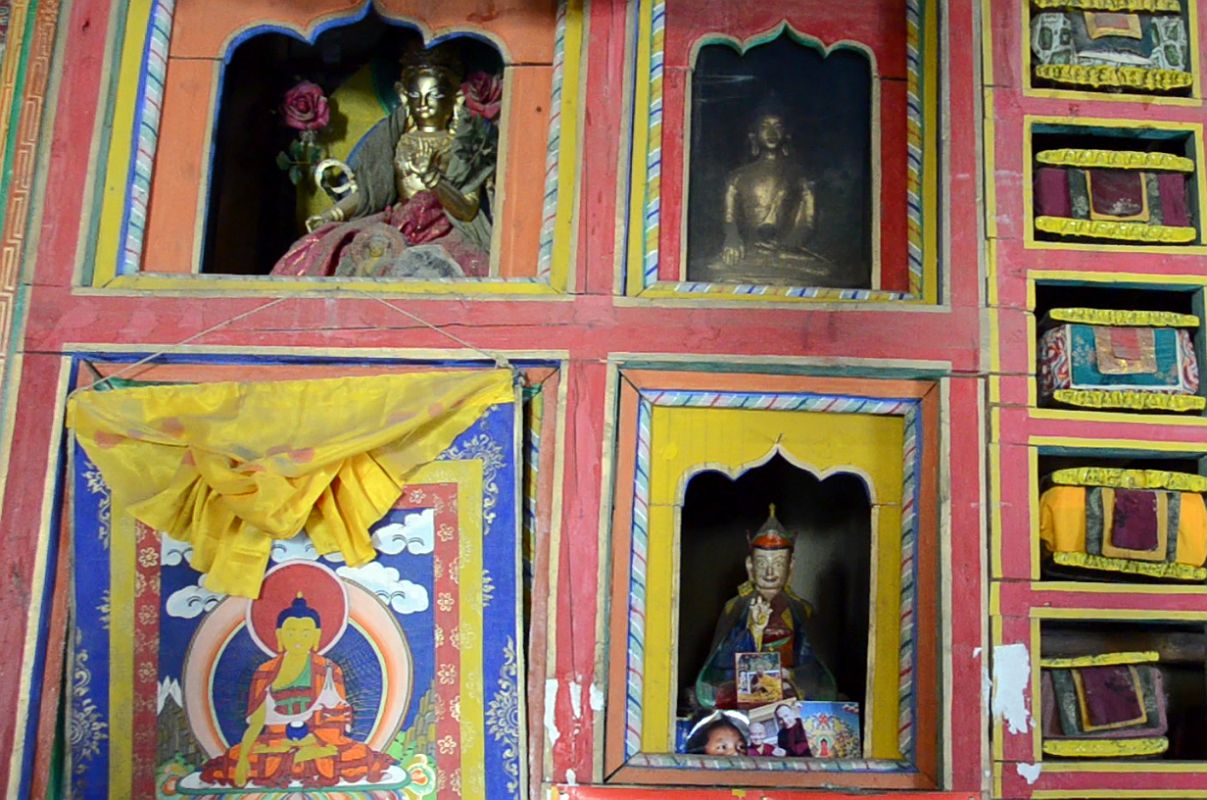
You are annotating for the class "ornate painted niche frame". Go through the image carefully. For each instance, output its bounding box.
[604,369,941,790]
[80,0,583,296]
[620,0,940,304]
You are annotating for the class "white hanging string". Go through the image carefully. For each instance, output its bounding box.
[70,290,512,397]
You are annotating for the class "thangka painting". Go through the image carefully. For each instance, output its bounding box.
[68,402,523,800]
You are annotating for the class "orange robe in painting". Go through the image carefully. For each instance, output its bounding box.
[201,653,395,788]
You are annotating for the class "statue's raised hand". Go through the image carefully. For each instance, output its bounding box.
[748,595,772,649]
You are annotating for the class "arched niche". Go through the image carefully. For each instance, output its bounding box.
[200,14,504,274]
[676,453,873,714]
[124,0,562,284]
[685,27,874,289]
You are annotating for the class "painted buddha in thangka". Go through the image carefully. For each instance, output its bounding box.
[200,594,396,788]
[272,42,499,280]
[694,506,837,710]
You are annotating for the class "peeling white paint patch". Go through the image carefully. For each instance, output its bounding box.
[544,679,561,744]
[982,661,993,710]
[1016,762,1042,785]
[991,643,1032,734]
[569,679,583,719]
[589,682,605,711]
[973,646,982,658]
[559,793,570,800]
[564,768,577,786]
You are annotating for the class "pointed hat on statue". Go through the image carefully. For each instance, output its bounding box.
[749,503,795,551]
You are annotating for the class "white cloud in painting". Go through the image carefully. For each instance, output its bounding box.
[270,532,320,563]
[161,532,193,567]
[337,562,429,615]
[166,582,223,619]
[372,509,435,556]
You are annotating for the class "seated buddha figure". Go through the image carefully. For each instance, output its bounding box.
[695,506,837,710]
[696,108,828,286]
[272,42,496,279]
[200,594,395,789]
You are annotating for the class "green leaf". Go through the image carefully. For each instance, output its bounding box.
[288,139,304,159]
[275,151,292,171]
[288,165,303,185]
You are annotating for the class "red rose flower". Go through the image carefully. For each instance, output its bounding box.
[461,71,502,121]
[282,81,330,131]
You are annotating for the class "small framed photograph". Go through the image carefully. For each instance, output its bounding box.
[734,651,783,706]
[747,701,810,757]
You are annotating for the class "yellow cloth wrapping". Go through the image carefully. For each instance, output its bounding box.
[67,370,515,598]
[1039,485,1207,567]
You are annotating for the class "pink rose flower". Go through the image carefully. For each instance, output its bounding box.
[461,71,502,121]
[282,80,330,131]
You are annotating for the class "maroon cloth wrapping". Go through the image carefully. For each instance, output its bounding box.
[1035,167,1072,217]
[1112,489,1160,551]
[382,190,454,244]
[1157,172,1190,227]
[1089,170,1146,219]
[1079,665,1144,728]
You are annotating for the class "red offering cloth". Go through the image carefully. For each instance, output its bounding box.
[1080,665,1145,729]
[1089,170,1145,219]
[1111,489,1160,552]
[1034,167,1072,217]
[1157,172,1191,227]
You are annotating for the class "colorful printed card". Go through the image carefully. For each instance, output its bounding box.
[69,403,523,800]
[800,701,862,759]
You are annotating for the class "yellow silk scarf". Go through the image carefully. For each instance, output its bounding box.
[67,370,515,598]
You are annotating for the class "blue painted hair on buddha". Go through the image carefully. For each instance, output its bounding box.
[277,592,321,628]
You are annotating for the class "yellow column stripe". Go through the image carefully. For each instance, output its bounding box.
[93,0,154,286]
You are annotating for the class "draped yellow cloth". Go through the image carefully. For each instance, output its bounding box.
[67,370,515,598]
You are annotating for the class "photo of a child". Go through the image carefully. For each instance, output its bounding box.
[684,710,750,756]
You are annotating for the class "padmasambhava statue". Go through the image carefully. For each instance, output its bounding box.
[695,505,837,709]
[272,43,498,279]
[698,108,828,285]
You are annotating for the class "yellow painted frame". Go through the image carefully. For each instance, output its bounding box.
[1023,116,1207,253]
[602,370,943,788]
[638,404,907,758]
[1022,0,1202,105]
[84,2,585,296]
